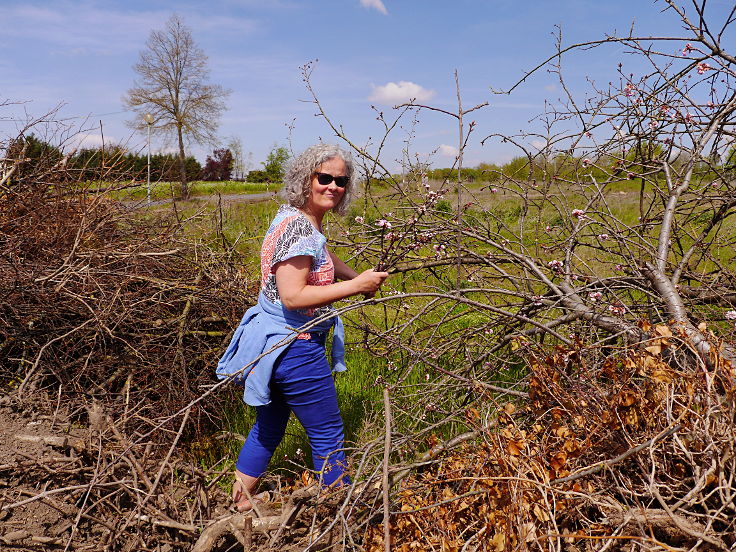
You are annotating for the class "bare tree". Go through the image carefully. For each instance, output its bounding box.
[124,14,229,198]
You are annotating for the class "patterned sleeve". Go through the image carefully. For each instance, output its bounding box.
[269,215,327,269]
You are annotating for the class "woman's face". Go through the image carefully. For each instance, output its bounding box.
[305,157,347,216]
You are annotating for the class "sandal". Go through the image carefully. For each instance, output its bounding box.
[232,477,270,512]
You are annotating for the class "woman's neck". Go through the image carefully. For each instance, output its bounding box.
[298,206,323,232]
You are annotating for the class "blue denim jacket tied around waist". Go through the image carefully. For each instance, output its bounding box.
[216,292,346,406]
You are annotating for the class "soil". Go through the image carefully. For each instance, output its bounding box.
[0,399,89,550]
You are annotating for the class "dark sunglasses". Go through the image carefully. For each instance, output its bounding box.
[314,172,349,188]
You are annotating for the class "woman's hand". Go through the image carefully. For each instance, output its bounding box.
[350,269,389,295]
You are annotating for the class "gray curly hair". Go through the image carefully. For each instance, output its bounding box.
[280,143,355,216]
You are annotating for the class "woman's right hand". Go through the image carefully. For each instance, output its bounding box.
[351,269,389,296]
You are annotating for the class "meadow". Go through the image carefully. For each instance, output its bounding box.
[157,173,736,477]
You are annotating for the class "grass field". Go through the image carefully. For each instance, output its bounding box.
[170,176,736,475]
[108,180,277,201]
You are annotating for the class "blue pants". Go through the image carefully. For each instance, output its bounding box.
[236,334,350,487]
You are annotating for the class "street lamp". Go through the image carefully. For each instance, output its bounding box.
[143,113,154,204]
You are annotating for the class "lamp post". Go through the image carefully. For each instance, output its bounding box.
[143,113,154,204]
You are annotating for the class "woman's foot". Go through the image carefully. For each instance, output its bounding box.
[232,470,267,512]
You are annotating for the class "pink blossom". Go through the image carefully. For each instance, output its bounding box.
[545,225,553,233]
[582,158,590,167]
[531,295,543,306]
[598,233,609,240]
[627,172,636,179]
[609,302,626,315]
[571,209,586,219]
[588,291,603,303]
[648,120,659,130]
[376,219,392,229]
[685,112,694,123]
[614,264,624,272]
[491,187,499,193]
[696,62,711,74]
[624,84,635,97]
[725,310,736,320]
[355,216,364,224]
[548,260,564,271]
[682,43,693,56]
[707,101,715,109]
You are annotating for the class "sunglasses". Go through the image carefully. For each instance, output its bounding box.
[314,172,349,188]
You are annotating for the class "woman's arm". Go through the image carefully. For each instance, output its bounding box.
[329,250,359,281]
[275,256,387,311]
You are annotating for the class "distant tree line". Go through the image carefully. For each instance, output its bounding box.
[4,135,296,185]
[426,146,735,184]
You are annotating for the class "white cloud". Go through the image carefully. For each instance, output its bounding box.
[360,0,388,15]
[369,81,435,105]
[439,144,458,157]
[544,84,557,92]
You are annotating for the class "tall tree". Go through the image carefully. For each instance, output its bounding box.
[262,145,290,182]
[124,14,229,198]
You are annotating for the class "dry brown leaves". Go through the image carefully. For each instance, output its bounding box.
[365,330,735,551]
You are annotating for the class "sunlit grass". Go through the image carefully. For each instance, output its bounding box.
[107,180,278,201]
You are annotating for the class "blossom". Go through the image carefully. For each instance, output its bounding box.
[627,172,636,179]
[588,291,603,303]
[598,233,609,240]
[614,264,624,272]
[682,43,693,56]
[582,158,591,167]
[685,112,694,123]
[548,260,564,271]
[531,295,543,306]
[725,310,736,320]
[648,120,659,130]
[696,62,711,74]
[491,187,499,193]
[545,225,553,233]
[609,302,626,315]
[376,219,392,229]
[571,209,586,219]
[354,216,364,224]
[624,83,636,97]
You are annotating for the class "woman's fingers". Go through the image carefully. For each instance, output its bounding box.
[354,269,389,293]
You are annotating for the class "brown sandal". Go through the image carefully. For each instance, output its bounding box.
[232,478,270,512]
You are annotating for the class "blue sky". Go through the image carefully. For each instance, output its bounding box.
[1,0,731,170]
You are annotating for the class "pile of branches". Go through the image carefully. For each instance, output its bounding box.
[360,332,736,551]
[0,394,233,551]
[0,134,255,426]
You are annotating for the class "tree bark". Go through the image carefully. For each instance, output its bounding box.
[177,123,188,199]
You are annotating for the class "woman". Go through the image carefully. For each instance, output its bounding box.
[217,144,388,511]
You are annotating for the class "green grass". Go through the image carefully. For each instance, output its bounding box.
[166,176,736,475]
[108,180,278,201]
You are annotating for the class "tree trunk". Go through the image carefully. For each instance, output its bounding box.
[177,123,188,199]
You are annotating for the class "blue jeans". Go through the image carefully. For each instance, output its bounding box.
[236,334,350,487]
